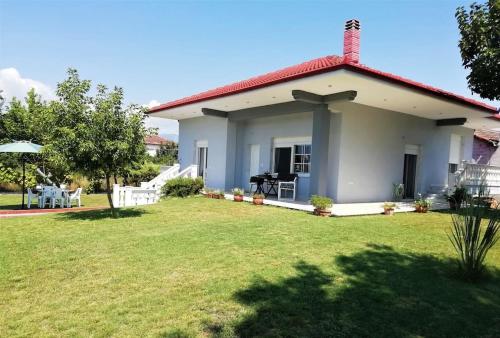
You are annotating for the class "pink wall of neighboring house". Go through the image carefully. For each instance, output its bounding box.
[473,137,500,166]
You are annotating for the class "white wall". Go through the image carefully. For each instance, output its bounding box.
[331,102,473,203]
[178,116,234,190]
[146,144,161,156]
[234,112,313,200]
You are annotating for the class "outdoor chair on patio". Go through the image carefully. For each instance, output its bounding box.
[278,173,298,201]
[50,188,66,208]
[39,186,54,208]
[67,187,82,207]
[27,188,38,209]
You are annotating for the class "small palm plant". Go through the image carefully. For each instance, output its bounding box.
[448,189,500,281]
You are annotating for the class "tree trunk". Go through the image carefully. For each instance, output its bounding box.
[105,174,117,217]
[113,174,118,184]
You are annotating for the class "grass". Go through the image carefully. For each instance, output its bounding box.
[0,193,108,210]
[1,196,499,337]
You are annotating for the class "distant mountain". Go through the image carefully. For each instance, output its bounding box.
[160,133,178,143]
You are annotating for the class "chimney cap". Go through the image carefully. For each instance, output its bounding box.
[345,19,360,30]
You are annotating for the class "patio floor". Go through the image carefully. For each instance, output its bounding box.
[225,194,448,216]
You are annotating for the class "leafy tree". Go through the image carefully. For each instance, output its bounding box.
[51,69,149,216]
[152,140,178,165]
[456,0,500,101]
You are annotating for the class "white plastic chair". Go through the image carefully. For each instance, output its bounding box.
[39,186,54,208]
[278,174,298,201]
[27,188,38,209]
[68,188,82,208]
[51,188,66,208]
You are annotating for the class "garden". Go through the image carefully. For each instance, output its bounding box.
[1,195,499,337]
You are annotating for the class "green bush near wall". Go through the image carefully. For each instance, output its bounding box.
[161,177,204,198]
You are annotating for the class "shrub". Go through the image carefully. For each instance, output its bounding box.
[383,202,396,210]
[445,186,469,209]
[128,162,160,187]
[393,183,404,201]
[449,191,500,281]
[252,193,265,199]
[310,195,333,210]
[415,193,432,208]
[232,188,244,196]
[161,177,204,198]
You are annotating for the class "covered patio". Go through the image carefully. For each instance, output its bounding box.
[223,193,448,216]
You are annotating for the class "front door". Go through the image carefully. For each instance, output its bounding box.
[403,153,417,199]
[274,147,292,174]
[197,146,208,182]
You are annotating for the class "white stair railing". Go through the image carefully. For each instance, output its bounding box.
[113,164,199,207]
[454,161,500,195]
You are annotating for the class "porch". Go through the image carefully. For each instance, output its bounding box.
[223,193,448,216]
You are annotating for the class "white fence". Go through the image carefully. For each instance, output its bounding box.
[112,164,199,207]
[455,162,500,195]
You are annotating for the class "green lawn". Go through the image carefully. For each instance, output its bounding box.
[1,197,499,337]
[0,193,109,210]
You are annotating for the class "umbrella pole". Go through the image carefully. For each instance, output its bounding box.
[21,158,25,209]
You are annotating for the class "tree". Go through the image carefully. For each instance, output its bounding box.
[456,0,500,101]
[52,69,149,216]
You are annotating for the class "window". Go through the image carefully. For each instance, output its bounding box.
[272,137,312,176]
[294,144,311,173]
[449,163,458,174]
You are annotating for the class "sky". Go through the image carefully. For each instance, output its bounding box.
[0,0,498,137]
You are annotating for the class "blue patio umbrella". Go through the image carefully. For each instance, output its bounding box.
[0,141,43,209]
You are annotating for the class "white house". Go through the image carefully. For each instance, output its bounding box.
[145,135,169,156]
[148,19,499,203]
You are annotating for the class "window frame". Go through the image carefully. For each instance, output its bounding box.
[272,137,312,177]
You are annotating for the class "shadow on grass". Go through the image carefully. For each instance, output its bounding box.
[55,207,148,220]
[0,204,24,210]
[209,244,500,337]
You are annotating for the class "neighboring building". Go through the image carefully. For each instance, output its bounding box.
[473,130,500,166]
[148,19,499,203]
[145,135,168,156]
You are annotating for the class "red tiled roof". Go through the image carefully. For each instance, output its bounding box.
[474,129,500,143]
[149,56,497,114]
[144,135,168,145]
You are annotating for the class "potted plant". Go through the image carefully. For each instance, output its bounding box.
[310,195,333,217]
[414,194,432,213]
[204,188,213,198]
[232,188,244,202]
[445,186,468,210]
[212,189,224,199]
[382,202,396,216]
[252,193,265,205]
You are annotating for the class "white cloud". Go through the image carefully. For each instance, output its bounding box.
[0,67,55,102]
[144,99,179,137]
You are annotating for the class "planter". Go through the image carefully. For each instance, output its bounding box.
[233,195,244,202]
[415,205,428,213]
[384,208,395,216]
[253,197,264,205]
[206,193,213,198]
[213,194,224,199]
[313,208,331,217]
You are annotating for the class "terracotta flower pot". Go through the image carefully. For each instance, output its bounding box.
[384,208,394,216]
[253,197,264,205]
[314,208,331,217]
[234,195,244,202]
[415,205,428,213]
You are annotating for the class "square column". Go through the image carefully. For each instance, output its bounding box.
[310,104,331,196]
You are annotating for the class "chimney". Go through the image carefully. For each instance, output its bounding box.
[343,19,360,63]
